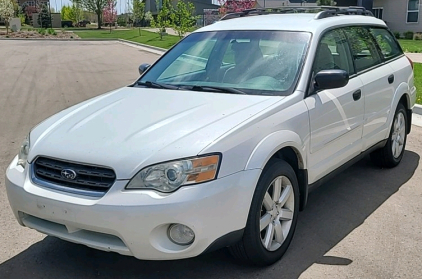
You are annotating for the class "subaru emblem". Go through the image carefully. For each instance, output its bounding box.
[61,169,77,180]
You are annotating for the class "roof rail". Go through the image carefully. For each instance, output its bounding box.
[315,6,374,19]
[219,6,374,21]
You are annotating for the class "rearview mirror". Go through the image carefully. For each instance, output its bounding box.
[139,63,151,75]
[314,69,349,91]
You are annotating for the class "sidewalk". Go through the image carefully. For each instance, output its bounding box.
[141,27,191,37]
[406,52,422,63]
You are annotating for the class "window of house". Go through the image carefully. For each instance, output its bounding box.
[373,7,384,19]
[407,0,420,23]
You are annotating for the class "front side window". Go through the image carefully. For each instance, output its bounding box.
[343,27,382,72]
[408,0,420,23]
[138,31,311,96]
[312,29,355,76]
[369,28,403,60]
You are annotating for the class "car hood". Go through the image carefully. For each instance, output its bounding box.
[29,87,281,179]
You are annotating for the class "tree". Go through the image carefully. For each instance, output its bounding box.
[80,0,108,29]
[171,0,195,38]
[132,0,145,35]
[69,1,83,24]
[151,0,172,40]
[37,3,51,28]
[103,0,117,33]
[144,11,153,25]
[70,0,83,23]
[0,0,15,34]
[218,0,256,15]
[61,5,72,20]
[316,0,337,5]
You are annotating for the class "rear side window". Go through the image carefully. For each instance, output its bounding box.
[344,27,382,72]
[369,28,403,60]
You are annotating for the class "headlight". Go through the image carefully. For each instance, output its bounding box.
[17,135,30,168]
[126,154,221,192]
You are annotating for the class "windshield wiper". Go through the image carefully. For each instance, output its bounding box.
[189,85,247,95]
[137,81,179,90]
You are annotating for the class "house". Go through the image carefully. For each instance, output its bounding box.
[255,0,317,8]
[145,0,219,16]
[372,0,422,33]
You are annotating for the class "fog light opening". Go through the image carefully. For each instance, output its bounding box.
[168,224,195,245]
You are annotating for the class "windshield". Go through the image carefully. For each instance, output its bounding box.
[137,30,311,96]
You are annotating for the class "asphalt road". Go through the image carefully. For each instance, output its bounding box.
[1,40,421,279]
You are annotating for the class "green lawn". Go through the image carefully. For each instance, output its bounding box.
[398,39,422,53]
[414,63,422,104]
[73,29,181,49]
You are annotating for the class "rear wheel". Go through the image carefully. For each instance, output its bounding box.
[370,103,407,168]
[229,160,299,266]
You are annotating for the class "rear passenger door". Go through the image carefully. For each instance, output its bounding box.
[305,28,364,183]
[343,27,396,150]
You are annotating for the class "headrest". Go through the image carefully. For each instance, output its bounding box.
[231,41,252,52]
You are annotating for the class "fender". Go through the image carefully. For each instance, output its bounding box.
[245,130,309,210]
[384,82,411,139]
[245,130,306,171]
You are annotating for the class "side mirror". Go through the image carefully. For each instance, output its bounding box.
[138,63,151,75]
[314,69,349,91]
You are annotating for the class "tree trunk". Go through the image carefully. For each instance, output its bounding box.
[6,21,9,35]
[97,12,101,29]
[109,24,111,33]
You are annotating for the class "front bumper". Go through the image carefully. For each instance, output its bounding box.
[6,155,261,260]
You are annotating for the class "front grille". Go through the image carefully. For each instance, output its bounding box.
[32,157,116,196]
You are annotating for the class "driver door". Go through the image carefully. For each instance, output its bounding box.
[305,28,365,183]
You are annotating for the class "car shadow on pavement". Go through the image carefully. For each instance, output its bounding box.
[0,151,419,279]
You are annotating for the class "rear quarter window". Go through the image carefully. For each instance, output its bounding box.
[369,28,403,60]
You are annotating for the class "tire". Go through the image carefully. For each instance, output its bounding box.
[370,103,407,168]
[229,159,300,266]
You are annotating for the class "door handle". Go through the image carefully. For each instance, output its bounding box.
[388,74,395,84]
[353,89,362,101]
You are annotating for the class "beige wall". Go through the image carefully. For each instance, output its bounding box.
[51,14,61,28]
[32,13,61,28]
[374,0,422,33]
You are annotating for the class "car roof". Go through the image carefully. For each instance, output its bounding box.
[195,13,387,34]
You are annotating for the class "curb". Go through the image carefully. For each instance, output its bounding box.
[414,104,422,115]
[118,39,167,53]
[0,37,168,54]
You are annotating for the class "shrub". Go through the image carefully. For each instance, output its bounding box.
[415,33,422,40]
[47,28,56,35]
[404,31,414,40]
[117,15,127,27]
[37,28,46,35]
[393,31,401,39]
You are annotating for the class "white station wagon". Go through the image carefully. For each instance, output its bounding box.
[6,6,416,266]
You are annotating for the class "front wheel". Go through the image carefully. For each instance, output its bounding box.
[370,103,407,168]
[229,160,299,266]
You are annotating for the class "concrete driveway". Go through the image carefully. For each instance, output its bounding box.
[0,40,421,279]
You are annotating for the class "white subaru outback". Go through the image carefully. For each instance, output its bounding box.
[6,7,416,266]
